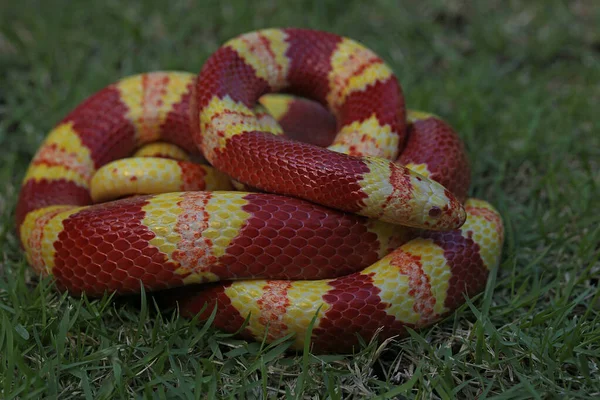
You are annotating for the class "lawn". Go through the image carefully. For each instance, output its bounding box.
[1,0,599,398]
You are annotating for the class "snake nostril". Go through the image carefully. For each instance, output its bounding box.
[428,206,442,218]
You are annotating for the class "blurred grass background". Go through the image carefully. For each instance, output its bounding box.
[1,0,599,398]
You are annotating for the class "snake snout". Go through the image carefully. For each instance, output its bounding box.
[423,187,466,231]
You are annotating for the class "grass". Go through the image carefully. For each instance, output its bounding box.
[1,0,599,398]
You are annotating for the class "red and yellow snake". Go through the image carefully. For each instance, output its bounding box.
[17,28,504,353]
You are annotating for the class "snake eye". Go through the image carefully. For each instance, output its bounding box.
[428,206,442,218]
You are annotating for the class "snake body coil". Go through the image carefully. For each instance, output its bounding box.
[17,28,503,353]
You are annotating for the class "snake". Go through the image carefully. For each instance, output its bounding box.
[16,28,504,354]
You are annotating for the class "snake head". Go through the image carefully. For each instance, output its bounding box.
[398,168,466,231]
[360,158,466,230]
[420,182,466,231]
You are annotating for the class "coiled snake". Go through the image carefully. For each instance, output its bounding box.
[17,28,503,353]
